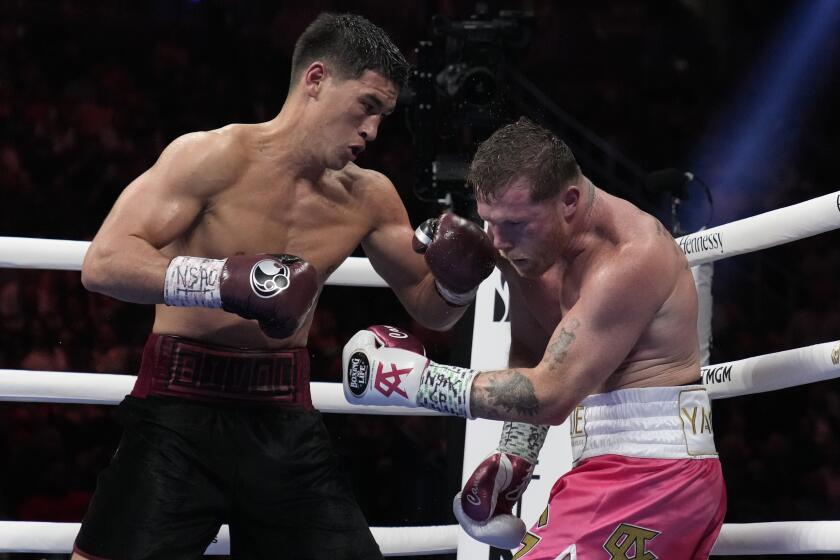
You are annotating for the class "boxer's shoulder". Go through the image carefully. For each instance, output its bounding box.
[336,163,403,218]
[154,127,248,197]
[340,163,395,194]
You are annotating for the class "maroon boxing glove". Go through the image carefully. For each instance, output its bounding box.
[163,253,318,339]
[365,324,426,355]
[413,212,495,306]
[452,421,549,549]
[460,451,534,522]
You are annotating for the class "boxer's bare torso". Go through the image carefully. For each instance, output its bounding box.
[150,124,403,348]
[503,189,699,392]
[473,178,700,423]
[83,110,453,350]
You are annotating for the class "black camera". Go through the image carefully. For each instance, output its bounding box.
[406,4,534,210]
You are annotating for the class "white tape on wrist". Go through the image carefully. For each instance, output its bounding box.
[435,280,478,307]
[498,422,549,464]
[416,363,480,418]
[163,256,225,308]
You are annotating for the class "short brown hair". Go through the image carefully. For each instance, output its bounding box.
[469,117,581,202]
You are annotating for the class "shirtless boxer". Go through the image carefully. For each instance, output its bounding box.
[343,118,726,559]
[74,13,495,560]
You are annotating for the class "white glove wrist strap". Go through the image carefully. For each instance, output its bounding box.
[435,280,478,307]
[417,363,480,418]
[163,256,225,308]
[498,421,549,464]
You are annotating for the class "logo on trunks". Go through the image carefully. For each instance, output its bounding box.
[374,362,412,399]
[347,352,370,397]
[250,259,290,298]
[681,405,713,435]
[603,523,661,560]
[701,364,732,384]
[832,342,840,366]
[677,231,724,256]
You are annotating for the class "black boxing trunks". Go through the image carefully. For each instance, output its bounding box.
[74,334,382,560]
[130,333,313,406]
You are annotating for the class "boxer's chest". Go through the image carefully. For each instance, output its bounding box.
[181,169,370,283]
[509,264,577,334]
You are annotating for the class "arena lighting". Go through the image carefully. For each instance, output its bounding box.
[689,0,840,223]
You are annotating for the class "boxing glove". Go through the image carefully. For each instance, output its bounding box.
[343,325,478,416]
[453,422,549,549]
[164,253,318,339]
[453,451,534,549]
[413,212,495,306]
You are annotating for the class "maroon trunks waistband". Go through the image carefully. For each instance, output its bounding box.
[130,333,312,408]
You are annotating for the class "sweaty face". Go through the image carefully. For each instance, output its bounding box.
[476,180,562,278]
[316,69,398,170]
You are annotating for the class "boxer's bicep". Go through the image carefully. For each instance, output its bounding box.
[537,251,673,413]
[94,133,228,250]
[361,182,427,291]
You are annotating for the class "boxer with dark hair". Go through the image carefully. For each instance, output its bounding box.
[344,117,726,559]
[74,13,494,560]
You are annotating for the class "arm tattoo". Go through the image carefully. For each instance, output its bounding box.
[471,370,540,419]
[545,317,580,369]
[471,319,581,421]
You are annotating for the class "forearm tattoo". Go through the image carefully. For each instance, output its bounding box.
[471,369,540,419]
[471,318,582,421]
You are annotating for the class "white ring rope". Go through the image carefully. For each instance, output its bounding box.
[0,370,445,415]
[0,522,459,556]
[711,522,840,555]
[0,237,388,287]
[675,190,840,266]
[3,520,840,555]
[2,340,837,407]
[701,340,840,398]
[1,191,838,280]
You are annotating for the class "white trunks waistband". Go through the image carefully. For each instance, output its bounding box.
[570,385,717,465]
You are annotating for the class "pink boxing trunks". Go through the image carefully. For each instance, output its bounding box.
[130,333,312,407]
[514,385,726,560]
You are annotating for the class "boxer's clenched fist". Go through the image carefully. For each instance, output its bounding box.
[453,451,534,549]
[413,212,495,306]
[164,253,318,339]
[342,324,479,416]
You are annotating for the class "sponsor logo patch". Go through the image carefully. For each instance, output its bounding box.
[347,352,370,397]
[250,259,290,298]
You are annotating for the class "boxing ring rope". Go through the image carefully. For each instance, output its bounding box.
[1,191,836,274]
[0,522,459,556]
[0,189,839,556]
[675,190,840,266]
[2,339,838,408]
[3,520,840,556]
[0,237,388,287]
[0,369,444,415]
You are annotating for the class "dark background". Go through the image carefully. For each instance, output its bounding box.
[1,1,839,559]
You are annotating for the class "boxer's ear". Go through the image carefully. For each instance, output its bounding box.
[561,185,581,220]
[303,61,327,97]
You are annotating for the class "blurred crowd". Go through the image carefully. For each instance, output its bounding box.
[1,1,839,559]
